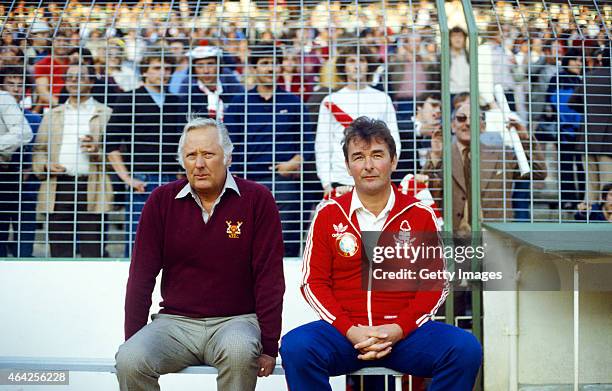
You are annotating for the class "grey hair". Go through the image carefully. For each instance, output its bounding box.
[177,117,234,169]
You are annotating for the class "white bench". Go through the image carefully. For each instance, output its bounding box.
[0,356,409,390]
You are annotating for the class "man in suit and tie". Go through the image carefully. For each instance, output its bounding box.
[421,101,546,235]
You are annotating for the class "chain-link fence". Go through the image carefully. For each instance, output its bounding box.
[0,0,610,259]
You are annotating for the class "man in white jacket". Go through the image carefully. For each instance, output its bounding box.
[0,86,33,257]
[315,45,400,195]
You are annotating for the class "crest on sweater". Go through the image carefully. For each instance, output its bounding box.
[332,222,358,257]
[394,220,415,247]
[226,221,243,239]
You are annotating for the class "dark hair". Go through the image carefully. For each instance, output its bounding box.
[249,42,280,65]
[542,39,556,52]
[602,183,612,201]
[0,65,31,85]
[342,116,397,162]
[450,26,467,37]
[416,92,441,109]
[452,92,471,109]
[562,48,583,67]
[67,47,95,76]
[336,45,375,82]
[593,48,610,67]
[140,47,167,74]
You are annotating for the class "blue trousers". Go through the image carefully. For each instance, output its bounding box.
[280,320,481,391]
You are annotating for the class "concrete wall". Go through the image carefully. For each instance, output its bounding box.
[0,260,345,391]
[483,231,612,390]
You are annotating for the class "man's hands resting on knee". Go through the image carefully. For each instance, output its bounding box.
[346,324,403,360]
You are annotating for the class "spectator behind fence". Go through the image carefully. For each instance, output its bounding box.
[33,28,72,111]
[281,117,482,390]
[546,48,585,210]
[32,64,113,257]
[394,91,442,183]
[421,101,546,235]
[569,51,612,206]
[532,39,562,140]
[316,45,400,194]
[0,67,41,257]
[0,70,34,257]
[575,183,612,222]
[105,39,142,93]
[278,48,314,101]
[388,32,432,122]
[106,49,186,257]
[24,21,51,67]
[115,118,284,391]
[478,24,517,110]
[58,47,121,106]
[429,27,470,105]
[449,27,470,99]
[225,42,312,257]
[177,46,244,121]
[166,38,189,95]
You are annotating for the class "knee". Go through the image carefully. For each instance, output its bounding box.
[115,342,153,376]
[217,332,260,369]
[451,332,483,371]
[279,328,311,366]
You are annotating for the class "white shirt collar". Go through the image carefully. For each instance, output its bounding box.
[65,96,95,110]
[349,186,395,220]
[175,170,240,200]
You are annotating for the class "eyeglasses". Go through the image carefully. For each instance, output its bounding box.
[455,113,485,123]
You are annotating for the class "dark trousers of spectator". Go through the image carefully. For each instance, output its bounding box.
[0,169,19,257]
[395,98,415,129]
[49,175,103,258]
[261,174,301,258]
[505,91,516,112]
[559,142,585,209]
[0,168,39,257]
[512,180,531,221]
[393,98,420,182]
[125,173,175,257]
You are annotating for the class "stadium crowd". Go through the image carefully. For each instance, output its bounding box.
[0,0,611,258]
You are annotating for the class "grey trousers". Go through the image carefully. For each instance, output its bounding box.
[115,313,262,391]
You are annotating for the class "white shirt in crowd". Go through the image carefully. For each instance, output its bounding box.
[315,86,401,189]
[478,41,516,105]
[450,51,470,94]
[0,90,33,162]
[59,97,96,176]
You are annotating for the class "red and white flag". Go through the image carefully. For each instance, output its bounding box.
[398,174,443,227]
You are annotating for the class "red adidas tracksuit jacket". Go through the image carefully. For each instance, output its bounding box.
[301,185,448,337]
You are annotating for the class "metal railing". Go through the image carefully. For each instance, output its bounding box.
[0,0,610,261]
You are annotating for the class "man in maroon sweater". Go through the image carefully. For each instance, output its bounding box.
[115,118,285,391]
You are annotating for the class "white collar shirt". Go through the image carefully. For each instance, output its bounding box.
[349,187,395,232]
[175,170,240,223]
[59,97,96,176]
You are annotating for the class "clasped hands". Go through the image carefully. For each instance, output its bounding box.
[346,323,403,361]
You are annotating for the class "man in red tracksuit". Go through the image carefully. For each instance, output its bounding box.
[280,116,482,391]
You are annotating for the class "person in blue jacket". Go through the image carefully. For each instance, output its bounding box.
[546,48,585,210]
[224,42,313,257]
[575,183,612,222]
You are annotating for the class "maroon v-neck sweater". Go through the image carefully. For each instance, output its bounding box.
[124,177,285,357]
